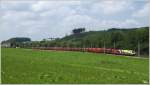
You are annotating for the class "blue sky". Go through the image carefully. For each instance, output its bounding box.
[0,0,149,41]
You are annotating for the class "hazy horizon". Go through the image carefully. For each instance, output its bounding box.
[0,0,149,42]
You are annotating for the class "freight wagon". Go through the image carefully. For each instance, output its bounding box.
[33,47,136,56]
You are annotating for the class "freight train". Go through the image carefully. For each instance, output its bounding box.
[33,47,136,56]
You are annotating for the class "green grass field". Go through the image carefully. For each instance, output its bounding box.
[1,48,149,84]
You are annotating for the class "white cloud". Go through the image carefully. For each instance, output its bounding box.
[0,0,149,42]
[0,0,36,11]
[132,3,149,18]
[94,19,140,29]
[120,19,140,28]
[60,14,101,31]
[91,0,134,15]
[124,19,139,25]
[39,6,76,18]
[1,11,36,21]
[31,1,81,12]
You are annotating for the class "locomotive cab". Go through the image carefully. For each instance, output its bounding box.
[121,50,136,56]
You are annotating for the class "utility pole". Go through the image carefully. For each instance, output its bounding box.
[104,41,105,54]
[91,43,92,48]
[97,43,98,48]
[114,42,116,49]
[104,29,106,54]
[138,41,140,57]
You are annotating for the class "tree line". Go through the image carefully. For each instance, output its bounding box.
[1,27,149,56]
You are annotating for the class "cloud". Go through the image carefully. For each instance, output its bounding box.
[0,0,149,42]
[60,14,101,32]
[132,3,149,18]
[39,6,76,19]
[120,19,140,28]
[31,1,81,12]
[0,0,36,11]
[91,0,134,15]
[96,19,139,29]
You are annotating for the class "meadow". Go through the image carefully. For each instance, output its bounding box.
[1,48,149,84]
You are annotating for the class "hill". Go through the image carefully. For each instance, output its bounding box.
[56,27,149,55]
[1,27,149,56]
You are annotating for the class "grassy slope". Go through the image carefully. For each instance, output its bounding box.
[1,48,149,84]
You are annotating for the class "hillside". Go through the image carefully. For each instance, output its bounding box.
[57,27,149,55]
[1,27,149,56]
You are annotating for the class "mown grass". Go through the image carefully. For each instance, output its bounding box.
[1,48,149,84]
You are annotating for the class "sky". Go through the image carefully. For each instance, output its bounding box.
[0,0,149,42]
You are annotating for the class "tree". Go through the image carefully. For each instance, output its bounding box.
[2,37,31,48]
[8,37,31,43]
[72,28,85,34]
